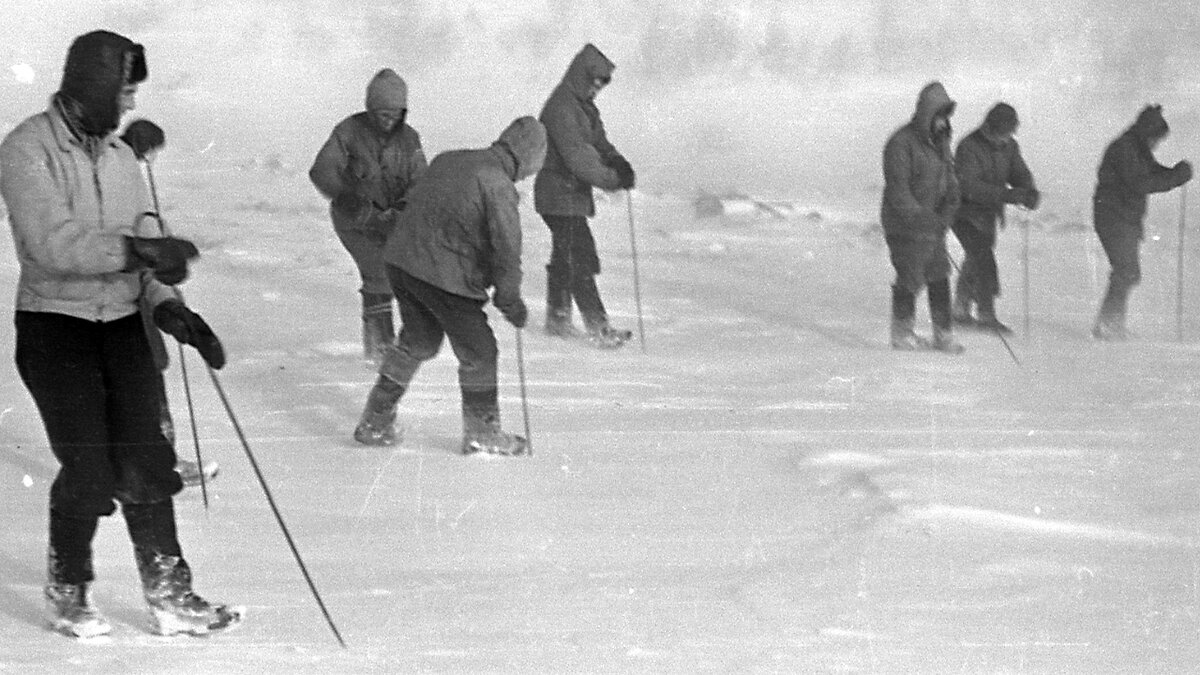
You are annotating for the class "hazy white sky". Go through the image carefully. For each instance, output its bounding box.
[3,1,1199,203]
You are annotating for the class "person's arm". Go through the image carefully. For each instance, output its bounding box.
[483,177,526,327]
[308,125,351,200]
[542,102,622,191]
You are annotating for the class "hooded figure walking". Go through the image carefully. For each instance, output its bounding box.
[880,82,964,353]
[950,103,1040,334]
[0,30,239,638]
[310,69,427,363]
[535,43,636,349]
[353,117,547,457]
[1092,105,1193,340]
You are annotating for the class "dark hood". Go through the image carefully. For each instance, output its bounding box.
[910,81,955,145]
[58,30,146,137]
[1131,104,1169,141]
[559,43,615,101]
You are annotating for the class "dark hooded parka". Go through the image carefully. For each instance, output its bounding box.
[1091,105,1192,337]
[880,82,960,288]
[534,43,626,219]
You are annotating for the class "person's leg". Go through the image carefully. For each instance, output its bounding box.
[401,273,525,455]
[886,236,931,349]
[122,499,241,635]
[1094,226,1141,339]
[355,265,446,445]
[926,238,964,353]
[335,227,395,360]
[15,312,118,636]
[543,215,582,337]
[949,217,979,323]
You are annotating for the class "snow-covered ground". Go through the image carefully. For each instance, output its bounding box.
[2,150,1198,672]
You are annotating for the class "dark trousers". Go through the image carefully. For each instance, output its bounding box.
[885,234,951,294]
[334,224,391,296]
[380,266,499,415]
[950,218,1000,301]
[1095,226,1142,321]
[15,312,182,517]
[16,311,184,586]
[542,214,607,326]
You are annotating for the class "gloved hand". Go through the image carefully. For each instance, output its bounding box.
[153,299,226,369]
[609,156,636,190]
[1020,187,1041,210]
[124,236,199,286]
[1174,160,1194,185]
[1003,187,1028,205]
[121,119,165,160]
[496,297,528,328]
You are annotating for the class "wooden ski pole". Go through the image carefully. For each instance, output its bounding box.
[626,190,646,352]
[1023,212,1031,337]
[1178,183,1187,341]
[515,327,533,457]
[146,161,210,507]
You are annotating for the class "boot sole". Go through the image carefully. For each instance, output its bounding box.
[49,615,112,639]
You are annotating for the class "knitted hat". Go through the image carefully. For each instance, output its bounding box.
[496,116,547,180]
[984,103,1019,134]
[365,69,407,111]
[1134,104,1169,139]
[59,30,146,136]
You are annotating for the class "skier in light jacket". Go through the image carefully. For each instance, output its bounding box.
[1091,104,1192,340]
[1,30,238,639]
[880,81,964,353]
[353,116,546,457]
[535,43,636,349]
[309,69,427,362]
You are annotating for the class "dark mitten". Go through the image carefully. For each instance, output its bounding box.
[125,236,199,286]
[496,296,528,328]
[1174,160,1194,186]
[153,299,226,369]
[121,119,165,159]
[610,156,636,190]
[1022,188,1041,210]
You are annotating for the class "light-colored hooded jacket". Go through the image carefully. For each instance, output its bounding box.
[309,69,427,231]
[1,103,174,321]
[385,117,547,308]
[534,43,625,218]
[881,82,960,241]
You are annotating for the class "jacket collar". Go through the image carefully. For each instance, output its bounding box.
[45,95,121,156]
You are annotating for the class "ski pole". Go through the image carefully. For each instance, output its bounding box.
[626,190,646,352]
[1178,183,1187,342]
[515,327,532,457]
[950,255,1020,366]
[145,160,210,506]
[205,365,348,649]
[1022,212,1031,338]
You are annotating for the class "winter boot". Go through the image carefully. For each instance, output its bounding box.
[974,295,1013,335]
[45,582,111,638]
[890,285,929,350]
[951,289,975,326]
[175,459,219,488]
[586,324,633,349]
[138,553,243,636]
[461,406,527,457]
[928,279,965,354]
[353,376,404,446]
[1093,281,1131,341]
[544,265,584,338]
[361,293,395,363]
[1092,313,1129,341]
